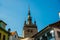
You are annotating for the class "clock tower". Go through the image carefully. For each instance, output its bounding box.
[23,8,38,38]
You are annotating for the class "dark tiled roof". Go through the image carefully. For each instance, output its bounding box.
[32,20,60,38]
[31,26,49,38]
[49,20,60,28]
[49,20,60,26]
[0,20,7,25]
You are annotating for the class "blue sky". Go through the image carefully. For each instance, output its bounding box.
[0,0,60,36]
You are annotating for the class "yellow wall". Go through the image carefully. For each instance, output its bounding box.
[0,29,9,40]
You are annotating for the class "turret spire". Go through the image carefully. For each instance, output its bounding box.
[28,6,30,15]
[24,20,26,25]
[34,20,36,25]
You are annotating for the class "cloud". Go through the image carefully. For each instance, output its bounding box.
[59,12,60,18]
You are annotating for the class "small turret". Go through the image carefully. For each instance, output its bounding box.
[8,28,11,33]
[24,20,26,25]
[34,20,36,25]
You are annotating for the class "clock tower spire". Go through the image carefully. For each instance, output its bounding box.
[27,7,32,25]
[23,7,38,38]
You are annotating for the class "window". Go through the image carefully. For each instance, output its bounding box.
[37,38,40,40]
[27,30,30,32]
[47,32,52,39]
[57,31,60,38]
[31,30,33,33]
[42,35,47,40]
[15,35,16,38]
[50,30,55,38]
[44,37,47,40]
[3,35,5,40]
[48,32,52,36]
[0,33,1,39]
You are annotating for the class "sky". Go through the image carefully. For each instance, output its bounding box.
[0,0,60,36]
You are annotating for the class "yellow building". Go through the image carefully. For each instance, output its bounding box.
[0,20,10,40]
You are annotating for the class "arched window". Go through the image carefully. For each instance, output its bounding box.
[0,33,1,39]
[3,35,5,40]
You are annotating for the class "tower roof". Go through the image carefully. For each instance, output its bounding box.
[28,5,30,15]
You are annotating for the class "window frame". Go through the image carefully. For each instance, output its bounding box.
[3,35,5,40]
[0,33,1,39]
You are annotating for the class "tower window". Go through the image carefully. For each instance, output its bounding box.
[27,29,33,33]
[31,30,33,33]
[57,31,60,38]
[27,30,30,32]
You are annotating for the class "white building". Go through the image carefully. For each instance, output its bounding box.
[32,21,60,40]
[9,31,19,40]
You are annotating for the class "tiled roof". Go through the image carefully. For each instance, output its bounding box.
[49,20,60,26]
[49,20,60,28]
[11,32,16,36]
[32,20,60,38]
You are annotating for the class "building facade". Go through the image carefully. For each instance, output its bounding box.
[0,20,10,40]
[32,21,60,40]
[9,31,19,40]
